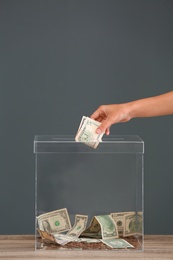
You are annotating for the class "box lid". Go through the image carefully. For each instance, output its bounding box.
[34,135,144,153]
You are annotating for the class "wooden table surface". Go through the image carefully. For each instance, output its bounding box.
[0,235,173,260]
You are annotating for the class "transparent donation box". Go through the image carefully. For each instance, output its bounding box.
[34,135,144,251]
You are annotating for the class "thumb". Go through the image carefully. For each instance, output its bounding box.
[96,120,111,134]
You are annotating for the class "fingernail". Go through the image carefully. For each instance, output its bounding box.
[96,128,101,134]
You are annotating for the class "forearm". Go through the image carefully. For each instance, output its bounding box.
[91,91,173,134]
[127,91,173,119]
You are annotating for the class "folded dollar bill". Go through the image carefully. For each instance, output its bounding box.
[53,233,80,245]
[67,214,88,237]
[123,211,143,237]
[75,116,104,149]
[81,215,118,240]
[110,211,143,237]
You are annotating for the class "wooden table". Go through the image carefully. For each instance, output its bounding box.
[0,235,173,259]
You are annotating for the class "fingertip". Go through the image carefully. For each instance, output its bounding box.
[96,128,102,134]
[105,129,110,136]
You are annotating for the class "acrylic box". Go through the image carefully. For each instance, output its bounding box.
[34,135,144,251]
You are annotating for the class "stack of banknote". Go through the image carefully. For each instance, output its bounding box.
[75,116,104,149]
[37,208,142,249]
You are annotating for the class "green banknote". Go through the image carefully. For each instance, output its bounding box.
[67,214,88,237]
[37,208,71,234]
[102,238,134,248]
[81,215,118,240]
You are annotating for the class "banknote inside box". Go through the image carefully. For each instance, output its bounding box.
[34,135,144,251]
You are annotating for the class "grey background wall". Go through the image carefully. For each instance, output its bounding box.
[1,0,173,235]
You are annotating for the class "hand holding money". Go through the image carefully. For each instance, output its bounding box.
[75,116,104,149]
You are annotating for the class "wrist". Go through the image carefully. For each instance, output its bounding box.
[125,101,140,120]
